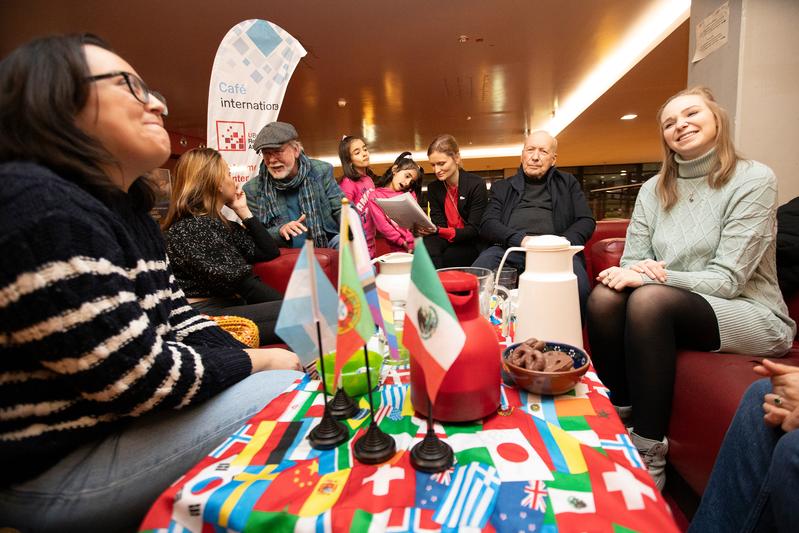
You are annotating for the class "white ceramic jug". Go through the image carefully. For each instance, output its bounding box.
[496,235,584,348]
[371,252,414,322]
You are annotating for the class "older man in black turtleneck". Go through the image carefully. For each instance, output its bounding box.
[473,130,596,316]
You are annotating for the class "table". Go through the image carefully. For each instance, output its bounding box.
[139,364,679,532]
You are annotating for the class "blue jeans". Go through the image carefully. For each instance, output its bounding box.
[0,370,303,533]
[689,379,799,532]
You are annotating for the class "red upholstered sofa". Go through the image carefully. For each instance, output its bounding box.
[587,219,799,502]
[252,247,339,293]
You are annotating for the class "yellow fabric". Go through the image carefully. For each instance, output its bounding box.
[206,315,260,348]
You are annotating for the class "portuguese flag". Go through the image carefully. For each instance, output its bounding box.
[334,200,376,386]
[402,238,465,403]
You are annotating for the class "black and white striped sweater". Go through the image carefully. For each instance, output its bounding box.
[0,162,254,485]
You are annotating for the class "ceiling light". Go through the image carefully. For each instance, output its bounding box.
[542,0,690,135]
[466,115,472,121]
[620,114,638,120]
[337,98,347,108]
[458,34,469,43]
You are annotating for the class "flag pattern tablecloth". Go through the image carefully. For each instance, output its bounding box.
[140,365,678,532]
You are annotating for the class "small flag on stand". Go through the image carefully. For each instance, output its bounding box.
[277,239,350,449]
[341,199,396,464]
[344,207,384,330]
[402,238,466,403]
[335,200,377,386]
[275,240,338,367]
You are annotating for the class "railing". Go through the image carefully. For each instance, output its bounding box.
[588,182,643,220]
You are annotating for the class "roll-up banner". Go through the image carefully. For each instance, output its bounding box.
[207,20,307,183]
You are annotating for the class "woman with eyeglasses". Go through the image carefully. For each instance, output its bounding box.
[0,34,302,531]
[162,147,285,343]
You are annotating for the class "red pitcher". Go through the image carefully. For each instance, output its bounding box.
[410,270,501,422]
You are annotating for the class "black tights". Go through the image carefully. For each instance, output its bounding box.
[586,284,720,440]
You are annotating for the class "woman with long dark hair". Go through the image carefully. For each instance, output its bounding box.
[587,86,796,490]
[0,34,301,531]
[337,135,379,256]
[370,151,423,252]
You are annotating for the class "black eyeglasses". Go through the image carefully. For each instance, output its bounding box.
[85,71,168,117]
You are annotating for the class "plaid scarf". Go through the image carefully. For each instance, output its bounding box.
[260,153,329,248]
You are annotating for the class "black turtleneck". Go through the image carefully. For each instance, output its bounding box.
[507,173,554,235]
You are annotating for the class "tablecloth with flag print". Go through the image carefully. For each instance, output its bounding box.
[139,364,678,532]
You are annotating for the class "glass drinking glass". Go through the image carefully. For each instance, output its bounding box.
[494,267,519,291]
[382,302,410,366]
[436,266,494,317]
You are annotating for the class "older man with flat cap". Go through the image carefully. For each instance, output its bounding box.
[243,121,343,248]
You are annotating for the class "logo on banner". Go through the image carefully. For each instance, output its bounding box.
[207,19,307,178]
[216,121,247,151]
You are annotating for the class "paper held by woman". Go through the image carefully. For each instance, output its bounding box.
[373,192,436,231]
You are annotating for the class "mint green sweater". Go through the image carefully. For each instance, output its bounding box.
[621,149,796,356]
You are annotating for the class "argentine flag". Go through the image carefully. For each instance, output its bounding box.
[275,240,338,366]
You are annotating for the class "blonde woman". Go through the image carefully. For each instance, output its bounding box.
[163,147,284,342]
[587,86,796,490]
[416,134,488,268]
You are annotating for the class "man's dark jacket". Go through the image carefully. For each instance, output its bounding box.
[427,171,488,243]
[481,166,595,249]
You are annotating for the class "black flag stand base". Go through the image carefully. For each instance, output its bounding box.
[308,320,351,449]
[308,406,349,450]
[354,421,396,464]
[353,344,395,464]
[328,387,359,420]
[410,403,453,473]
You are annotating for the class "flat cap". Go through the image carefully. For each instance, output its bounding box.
[253,121,298,152]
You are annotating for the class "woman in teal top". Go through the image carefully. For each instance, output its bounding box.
[586,86,796,490]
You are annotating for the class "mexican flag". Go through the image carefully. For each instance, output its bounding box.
[402,238,466,403]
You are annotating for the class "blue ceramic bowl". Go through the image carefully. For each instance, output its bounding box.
[502,341,590,395]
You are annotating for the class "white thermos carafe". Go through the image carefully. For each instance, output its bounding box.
[496,235,584,348]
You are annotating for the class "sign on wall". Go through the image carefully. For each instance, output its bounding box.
[207,19,307,183]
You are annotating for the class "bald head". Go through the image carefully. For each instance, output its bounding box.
[521,131,558,179]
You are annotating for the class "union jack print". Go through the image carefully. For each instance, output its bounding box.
[521,480,547,512]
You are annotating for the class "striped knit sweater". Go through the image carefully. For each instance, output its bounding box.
[622,149,796,356]
[0,162,254,485]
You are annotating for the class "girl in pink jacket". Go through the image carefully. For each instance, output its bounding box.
[370,152,424,253]
[338,136,378,257]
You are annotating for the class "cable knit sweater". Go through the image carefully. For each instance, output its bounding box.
[622,149,796,356]
[0,162,254,484]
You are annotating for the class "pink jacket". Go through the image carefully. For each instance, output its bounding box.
[369,187,416,253]
[339,175,376,257]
